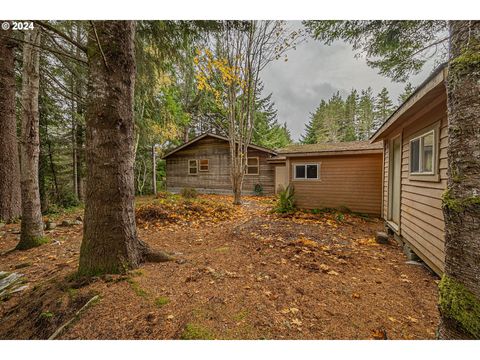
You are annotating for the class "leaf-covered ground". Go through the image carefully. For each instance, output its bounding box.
[0,194,439,339]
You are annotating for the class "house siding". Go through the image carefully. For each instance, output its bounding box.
[382,98,448,274]
[165,136,275,195]
[288,153,383,215]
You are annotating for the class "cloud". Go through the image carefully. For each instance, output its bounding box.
[260,22,433,141]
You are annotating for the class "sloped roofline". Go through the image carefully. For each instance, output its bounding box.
[162,132,277,159]
[370,63,448,143]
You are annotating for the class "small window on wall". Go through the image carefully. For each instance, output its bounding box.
[188,160,198,175]
[294,164,319,180]
[410,130,435,174]
[246,157,259,175]
[199,159,209,172]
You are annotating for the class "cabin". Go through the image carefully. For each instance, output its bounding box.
[370,64,448,275]
[162,133,277,195]
[268,141,383,215]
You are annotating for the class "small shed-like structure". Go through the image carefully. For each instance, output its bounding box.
[370,64,448,275]
[162,133,277,195]
[269,141,384,215]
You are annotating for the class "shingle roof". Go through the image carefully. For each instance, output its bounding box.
[276,141,383,155]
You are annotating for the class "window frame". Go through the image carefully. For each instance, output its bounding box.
[245,157,260,176]
[188,159,198,175]
[199,159,209,172]
[408,121,441,182]
[292,163,321,181]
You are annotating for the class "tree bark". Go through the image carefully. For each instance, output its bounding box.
[78,21,170,276]
[152,144,157,195]
[0,27,22,222]
[17,28,45,250]
[439,20,480,339]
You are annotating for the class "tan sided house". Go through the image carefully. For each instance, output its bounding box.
[370,64,448,275]
[268,141,383,215]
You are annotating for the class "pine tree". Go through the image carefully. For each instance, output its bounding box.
[341,89,358,141]
[398,82,414,104]
[374,87,394,131]
[357,87,375,140]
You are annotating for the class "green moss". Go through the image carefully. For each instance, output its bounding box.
[233,309,249,322]
[127,278,148,298]
[39,311,54,320]
[451,47,480,69]
[154,296,170,307]
[15,235,49,250]
[439,275,480,338]
[180,323,215,340]
[442,189,480,213]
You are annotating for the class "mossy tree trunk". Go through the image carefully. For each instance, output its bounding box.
[17,28,46,250]
[78,21,169,276]
[0,27,22,223]
[439,20,480,339]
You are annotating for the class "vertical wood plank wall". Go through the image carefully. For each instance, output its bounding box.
[165,137,275,195]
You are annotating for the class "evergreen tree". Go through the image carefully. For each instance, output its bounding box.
[357,87,375,140]
[374,87,394,131]
[398,82,414,104]
[341,89,358,141]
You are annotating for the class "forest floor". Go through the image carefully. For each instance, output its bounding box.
[0,193,440,339]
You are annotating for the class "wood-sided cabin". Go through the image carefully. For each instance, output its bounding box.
[370,64,448,275]
[162,133,277,195]
[268,141,384,215]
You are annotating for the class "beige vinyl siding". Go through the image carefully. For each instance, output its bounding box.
[289,153,382,215]
[166,136,275,194]
[398,100,448,274]
[383,142,389,219]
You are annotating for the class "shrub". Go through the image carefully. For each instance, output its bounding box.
[254,184,263,196]
[59,192,80,208]
[180,187,198,199]
[275,184,295,213]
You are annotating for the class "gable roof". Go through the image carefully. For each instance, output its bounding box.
[162,132,277,159]
[370,63,448,143]
[275,141,383,157]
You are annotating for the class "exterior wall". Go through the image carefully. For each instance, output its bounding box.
[287,153,383,215]
[382,100,448,274]
[165,136,275,195]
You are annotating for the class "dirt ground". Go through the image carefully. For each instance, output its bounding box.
[0,194,440,339]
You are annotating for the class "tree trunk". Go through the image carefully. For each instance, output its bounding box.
[0,27,22,223]
[78,21,169,276]
[17,28,45,250]
[152,145,157,195]
[439,20,480,339]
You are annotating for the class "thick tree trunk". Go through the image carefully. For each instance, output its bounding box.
[78,21,170,276]
[0,28,22,222]
[17,28,45,250]
[439,20,480,339]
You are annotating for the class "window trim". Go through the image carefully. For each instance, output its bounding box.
[199,159,209,172]
[408,121,441,182]
[188,159,198,175]
[292,163,321,181]
[245,157,260,176]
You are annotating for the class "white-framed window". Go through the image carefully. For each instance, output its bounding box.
[199,159,209,172]
[188,159,198,175]
[293,163,320,180]
[245,157,259,175]
[410,130,435,175]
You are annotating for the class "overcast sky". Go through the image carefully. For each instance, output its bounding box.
[261,22,435,142]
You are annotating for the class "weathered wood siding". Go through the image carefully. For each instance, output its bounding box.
[288,153,383,215]
[166,136,275,195]
[382,98,448,274]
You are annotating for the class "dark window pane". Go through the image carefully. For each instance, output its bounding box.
[295,165,305,179]
[247,157,258,166]
[247,166,258,174]
[410,139,420,173]
[189,167,197,174]
[422,133,434,172]
[306,165,318,179]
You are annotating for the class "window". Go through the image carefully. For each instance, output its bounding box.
[188,159,198,175]
[199,159,209,172]
[410,130,435,174]
[246,157,259,175]
[294,164,319,180]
